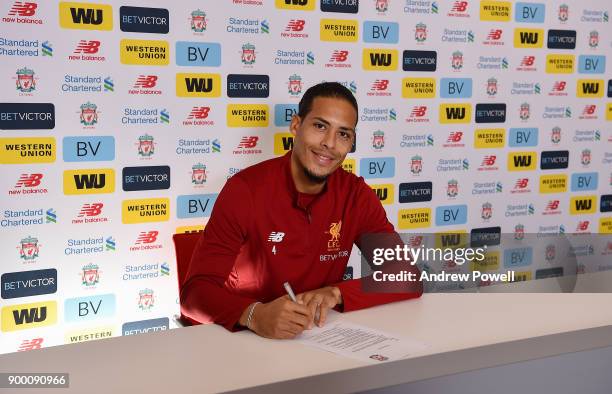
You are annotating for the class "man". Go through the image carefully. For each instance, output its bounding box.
[181,82,422,339]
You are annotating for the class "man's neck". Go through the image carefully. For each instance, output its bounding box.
[290,155,326,194]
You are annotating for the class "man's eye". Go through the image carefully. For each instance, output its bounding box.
[314,123,325,129]
[339,131,350,139]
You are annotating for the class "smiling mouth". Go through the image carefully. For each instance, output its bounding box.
[312,151,336,166]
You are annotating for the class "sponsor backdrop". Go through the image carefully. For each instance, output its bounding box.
[0,0,611,355]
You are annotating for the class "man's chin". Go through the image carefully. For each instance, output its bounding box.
[304,167,331,184]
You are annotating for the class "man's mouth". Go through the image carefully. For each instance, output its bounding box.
[312,151,335,166]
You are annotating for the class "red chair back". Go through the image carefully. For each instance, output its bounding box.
[172,231,203,292]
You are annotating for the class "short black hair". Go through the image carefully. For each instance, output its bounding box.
[297,82,358,122]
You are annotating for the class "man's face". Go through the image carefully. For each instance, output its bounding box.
[290,96,357,183]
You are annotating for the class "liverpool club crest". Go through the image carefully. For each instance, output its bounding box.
[375,0,389,13]
[288,74,302,96]
[487,77,498,96]
[519,102,530,121]
[190,9,207,33]
[79,102,98,126]
[514,224,525,240]
[451,51,463,70]
[16,67,35,93]
[137,134,155,157]
[241,43,256,65]
[551,126,561,144]
[481,202,492,221]
[581,149,591,166]
[410,155,422,175]
[81,263,100,287]
[558,4,569,22]
[138,288,155,310]
[19,236,39,261]
[446,179,458,198]
[372,130,385,150]
[589,30,599,48]
[415,22,427,43]
[191,163,207,185]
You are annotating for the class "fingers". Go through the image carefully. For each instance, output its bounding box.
[317,302,333,327]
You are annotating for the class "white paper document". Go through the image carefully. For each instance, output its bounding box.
[296,313,428,364]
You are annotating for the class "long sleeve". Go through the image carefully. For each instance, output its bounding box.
[333,179,423,312]
[179,175,256,331]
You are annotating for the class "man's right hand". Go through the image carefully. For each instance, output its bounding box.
[242,296,313,339]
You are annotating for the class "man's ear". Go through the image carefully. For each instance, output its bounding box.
[289,114,301,137]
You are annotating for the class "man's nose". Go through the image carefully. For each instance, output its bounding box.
[321,129,336,149]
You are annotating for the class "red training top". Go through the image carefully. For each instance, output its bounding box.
[181,151,422,331]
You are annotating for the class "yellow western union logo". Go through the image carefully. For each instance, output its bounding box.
[507,152,537,171]
[276,0,315,10]
[434,231,468,249]
[539,175,567,193]
[2,301,57,332]
[576,79,604,98]
[65,327,114,344]
[177,73,221,97]
[320,19,358,42]
[480,1,511,21]
[0,137,55,164]
[474,129,505,148]
[342,158,356,174]
[439,104,471,124]
[63,169,115,195]
[607,104,612,121]
[175,225,205,234]
[274,133,294,155]
[402,78,436,98]
[227,104,269,127]
[59,2,113,30]
[470,251,499,272]
[514,28,543,48]
[362,49,397,71]
[512,271,532,282]
[398,208,431,229]
[122,198,170,224]
[570,196,596,215]
[120,39,169,66]
[370,184,394,205]
[546,54,574,74]
[599,217,612,234]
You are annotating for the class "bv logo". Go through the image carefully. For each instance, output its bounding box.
[363,49,398,71]
[59,2,113,30]
[2,301,57,332]
[63,169,115,195]
[176,73,221,97]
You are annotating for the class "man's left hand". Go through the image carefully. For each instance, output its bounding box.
[296,286,342,328]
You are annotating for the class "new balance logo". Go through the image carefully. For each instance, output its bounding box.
[74,40,100,54]
[330,50,348,62]
[15,173,43,188]
[187,107,210,119]
[8,1,37,16]
[135,230,158,244]
[285,20,305,31]
[134,75,157,88]
[237,136,259,149]
[78,203,104,217]
[268,232,285,242]
[371,79,389,91]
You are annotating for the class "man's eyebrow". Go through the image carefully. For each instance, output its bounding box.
[312,117,356,133]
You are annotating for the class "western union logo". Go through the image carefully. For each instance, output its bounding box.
[122,198,170,224]
[370,184,394,205]
[439,104,471,124]
[120,39,169,66]
[539,175,567,193]
[276,0,315,11]
[546,54,574,74]
[65,326,114,344]
[274,133,293,155]
[177,73,221,97]
[398,208,431,229]
[362,49,397,71]
[607,104,612,121]
[576,79,604,98]
[434,231,468,249]
[514,28,543,48]
[342,158,355,174]
[599,217,612,234]
[470,251,499,272]
[63,169,115,195]
[570,196,596,215]
[59,2,113,30]
[480,1,511,21]
[0,137,55,164]
[175,225,205,234]
[512,271,532,283]
[474,129,505,148]
[320,19,358,42]
[507,152,537,171]
[227,104,269,127]
[402,78,436,98]
[2,301,57,332]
